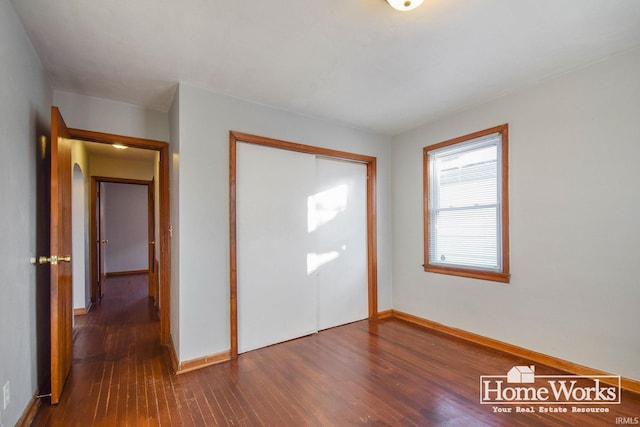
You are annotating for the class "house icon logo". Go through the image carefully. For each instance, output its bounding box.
[507,365,535,383]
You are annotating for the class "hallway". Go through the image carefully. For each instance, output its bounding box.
[32,274,166,425]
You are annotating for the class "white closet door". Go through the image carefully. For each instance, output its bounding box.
[313,158,368,330]
[237,143,318,353]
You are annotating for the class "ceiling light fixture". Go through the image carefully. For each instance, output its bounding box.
[112,144,128,150]
[386,0,424,11]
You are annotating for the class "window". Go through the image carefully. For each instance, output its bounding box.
[423,124,509,283]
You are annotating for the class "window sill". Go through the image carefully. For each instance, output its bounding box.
[423,264,510,283]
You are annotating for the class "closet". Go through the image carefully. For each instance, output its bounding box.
[236,142,368,353]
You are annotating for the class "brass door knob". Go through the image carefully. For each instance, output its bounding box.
[38,255,71,265]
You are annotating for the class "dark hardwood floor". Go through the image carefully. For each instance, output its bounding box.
[31,274,640,426]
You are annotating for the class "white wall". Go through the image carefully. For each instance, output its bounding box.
[391,48,640,381]
[54,91,170,141]
[71,163,87,311]
[172,84,392,362]
[168,87,181,354]
[0,2,52,426]
[70,141,91,312]
[102,183,148,273]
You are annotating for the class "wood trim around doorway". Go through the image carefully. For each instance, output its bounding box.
[68,128,171,346]
[229,131,378,359]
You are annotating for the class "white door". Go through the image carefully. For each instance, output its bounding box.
[236,144,368,353]
[313,158,368,330]
[237,143,318,353]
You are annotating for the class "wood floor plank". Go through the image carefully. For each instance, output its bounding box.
[30,273,640,426]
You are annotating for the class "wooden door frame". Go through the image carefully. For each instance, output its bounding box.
[69,128,171,345]
[229,131,378,358]
[90,177,155,300]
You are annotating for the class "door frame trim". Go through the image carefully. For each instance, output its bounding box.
[229,131,378,358]
[68,128,171,345]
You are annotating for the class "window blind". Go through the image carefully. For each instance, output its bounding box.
[427,133,502,271]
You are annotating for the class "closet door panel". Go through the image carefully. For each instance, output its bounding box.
[237,143,318,353]
[314,158,368,330]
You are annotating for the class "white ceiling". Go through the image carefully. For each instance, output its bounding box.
[11,0,640,135]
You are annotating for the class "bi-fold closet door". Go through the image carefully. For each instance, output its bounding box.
[236,142,368,354]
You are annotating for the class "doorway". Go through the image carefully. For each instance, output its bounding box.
[67,128,171,345]
[36,108,171,404]
[90,178,157,305]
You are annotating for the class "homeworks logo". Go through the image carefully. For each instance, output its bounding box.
[480,365,621,405]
